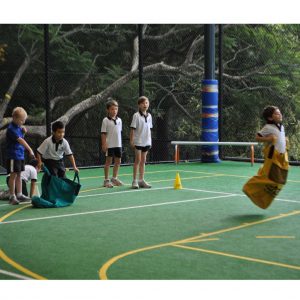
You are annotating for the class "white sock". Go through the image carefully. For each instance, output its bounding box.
[17,193,22,197]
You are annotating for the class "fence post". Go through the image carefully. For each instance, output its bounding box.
[138,24,144,97]
[44,24,51,136]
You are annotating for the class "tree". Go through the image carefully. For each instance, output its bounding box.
[1,24,300,163]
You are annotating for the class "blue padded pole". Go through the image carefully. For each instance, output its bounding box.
[201,79,220,162]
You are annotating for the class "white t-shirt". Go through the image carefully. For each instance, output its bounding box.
[7,165,38,182]
[21,165,38,182]
[258,123,286,153]
[37,136,73,160]
[130,111,153,147]
[101,117,122,148]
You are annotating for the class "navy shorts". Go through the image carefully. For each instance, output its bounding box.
[6,159,25,174]
[43,159,66,178]
[135,146,151,152]
[106,147,122,158]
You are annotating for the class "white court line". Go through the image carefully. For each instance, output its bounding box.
[183,187,300,204]
[182,187,236,195]
[0,194,238,225]
[0,268,32,280]
[78,186,173,198]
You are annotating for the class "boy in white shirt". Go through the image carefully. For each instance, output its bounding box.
[243,105,289,209]
[37,121,79,178]
[130,96,153,189]
[101,99,124,188]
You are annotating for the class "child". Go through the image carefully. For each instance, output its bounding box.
[6,107,35,205]
[101,99,124,188]
[243,106,289,209]
[130,96,153,189]
[6,159,38,198]
[36,121,79,178]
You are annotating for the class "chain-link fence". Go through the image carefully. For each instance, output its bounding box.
[1,24,300,172]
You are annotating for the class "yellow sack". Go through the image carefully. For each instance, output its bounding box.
[243,144,289,209]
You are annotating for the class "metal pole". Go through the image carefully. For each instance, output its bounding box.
[44,24,51,136]
[138,24,144,97]
[201,24,219,162]
[204,25,215,79]
[218,24,224,159]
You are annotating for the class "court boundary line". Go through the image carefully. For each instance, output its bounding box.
[99,209,300,279]
[172,244,300,271]
[0,268,32,280]
[0,194,238,225]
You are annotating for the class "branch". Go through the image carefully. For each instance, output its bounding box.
[0,56,31,122]
[144,25,201,41]
[223,45,253,68]
[148,82,197,122]
[50,55,99,111]
[57,62,182,125]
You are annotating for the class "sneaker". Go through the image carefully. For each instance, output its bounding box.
[9,195,20,205]
[103,179,114,188]
[138,180,152,188]
[111,178,124,186]
[132,180,139,189]
[17,194,31,202]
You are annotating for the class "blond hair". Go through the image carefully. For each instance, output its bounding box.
[12,107,27,119]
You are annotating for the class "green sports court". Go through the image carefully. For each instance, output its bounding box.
[1,21,300,297]
[1,161,300,280]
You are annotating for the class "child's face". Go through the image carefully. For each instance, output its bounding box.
[138,100,149,112]
[270,109,282,123]
[107,105,118,118]
[13,114,27,126]
[53,128,65,141]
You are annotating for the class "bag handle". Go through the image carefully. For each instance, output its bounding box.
[73,172,80,185]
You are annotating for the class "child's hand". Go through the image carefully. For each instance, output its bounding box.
[271,135,277,144]
[286,137,290,151]
[102,144,108,152]
[130,141,135,149]
[29,149,35,158]
[21,126,27,135]
[74,167,79,173]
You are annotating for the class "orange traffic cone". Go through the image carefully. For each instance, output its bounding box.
[174,172,183,190]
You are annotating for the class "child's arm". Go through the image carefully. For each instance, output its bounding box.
[101,133,108,152]
[29,180,36,198]
[130,128,135,149]
[255,134,277,144]
[68,155,79,173]
[17,137,35,158]
[36,152,43,172]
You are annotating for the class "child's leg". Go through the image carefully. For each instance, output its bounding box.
[133,149,141,181]
[139,151,148,180]
[8,172,17,196]
[104,156,113,180]
[15,173,22,195]
[113,157,121,178]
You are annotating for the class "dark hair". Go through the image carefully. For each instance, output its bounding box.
[52,121,65,132]
[138,96,149,105]
[262,106,279,121]
[28,159,38,168]
[106,99,118,109]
